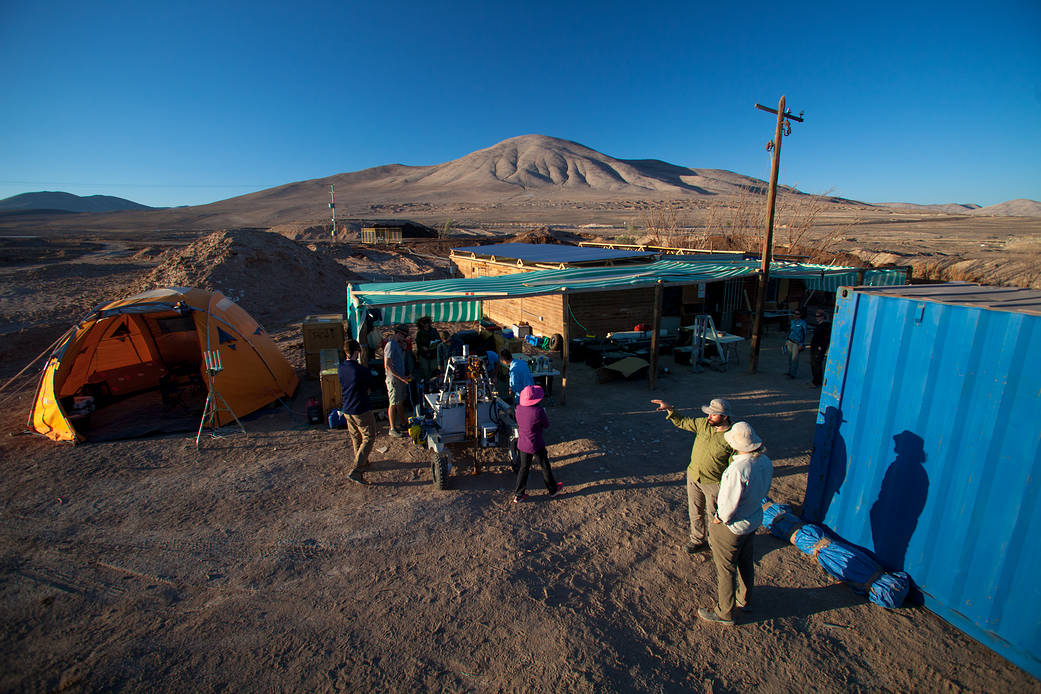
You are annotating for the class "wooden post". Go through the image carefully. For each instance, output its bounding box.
[649,280,662,390]
[560,289,569,406]
[748,96,803,374]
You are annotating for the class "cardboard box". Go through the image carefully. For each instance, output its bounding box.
[305,348,345,378]
[303,314,345,354]
[320,367,342,417]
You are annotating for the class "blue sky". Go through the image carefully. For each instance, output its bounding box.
[1,0,1038,208]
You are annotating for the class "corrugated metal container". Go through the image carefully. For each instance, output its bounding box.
[804,283,1041,678]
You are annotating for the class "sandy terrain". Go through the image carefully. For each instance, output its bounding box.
[1,228,1038,692]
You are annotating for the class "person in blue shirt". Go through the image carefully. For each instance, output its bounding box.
[338,339,377,485]
[785,308,808,378]
[499,349,534,405]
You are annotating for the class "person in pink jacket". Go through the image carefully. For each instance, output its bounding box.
[512,385,563,503]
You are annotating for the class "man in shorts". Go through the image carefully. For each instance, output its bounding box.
[384,324,411,437]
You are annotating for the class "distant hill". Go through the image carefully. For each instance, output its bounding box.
[0,191,153,213]
[875,199,1041,217]
[876,202,982,215]
[2,137,1036,230]
[971,199,1041,217]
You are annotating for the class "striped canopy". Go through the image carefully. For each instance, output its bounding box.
[347,259,907,335]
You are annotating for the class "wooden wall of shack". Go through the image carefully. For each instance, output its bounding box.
[453,255,659,338]
[452,253,821,338]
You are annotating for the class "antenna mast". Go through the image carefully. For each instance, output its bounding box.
[329,185,336,238]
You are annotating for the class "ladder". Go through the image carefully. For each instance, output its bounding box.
[691,314,732,372]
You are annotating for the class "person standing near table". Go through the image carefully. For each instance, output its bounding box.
[785,309,808,378]
[500,349,534,406]
[809,309,832,387]
[415,315,440,383]
[512,385,562,503]
[384,324,411,437]
[338,339,377,485]
[698,421,773,625]
[651,397,734,556]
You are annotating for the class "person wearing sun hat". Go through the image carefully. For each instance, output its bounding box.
[651,397,734,556]
[698,421,773,626]
[511,385,562,503]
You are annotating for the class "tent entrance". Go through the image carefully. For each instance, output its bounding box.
[61,311,209,441]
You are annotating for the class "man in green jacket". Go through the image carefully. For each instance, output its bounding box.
[651,397,734,555]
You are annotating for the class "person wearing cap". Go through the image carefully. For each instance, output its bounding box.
[651,397,734,556]
[512,385,563,503]
[809,309,832,387]
[384,324,412,437]
[698,421,773,626]
[415,316,441,383]
[785,308,808,378]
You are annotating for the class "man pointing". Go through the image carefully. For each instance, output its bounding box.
[651,397,735,555]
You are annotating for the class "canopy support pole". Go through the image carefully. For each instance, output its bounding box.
[649,280,662,390]
[560,289,569,406]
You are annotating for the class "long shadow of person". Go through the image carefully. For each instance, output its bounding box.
[803,406,848,523]
[869,431,929,571]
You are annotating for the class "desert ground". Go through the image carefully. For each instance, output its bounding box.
[1,216,1040,692]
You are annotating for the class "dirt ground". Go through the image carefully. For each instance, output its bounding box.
[1,231,1039,692]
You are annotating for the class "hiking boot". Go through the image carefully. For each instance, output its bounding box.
[548,482,563,497]
[388,429,405,438]
[685,540,709,554]
[697,608,734,626]
[347,471,367,485]
[513,493,529,504]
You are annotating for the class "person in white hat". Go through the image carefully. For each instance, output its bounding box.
[698,421,773,626]
[651,397,734,556]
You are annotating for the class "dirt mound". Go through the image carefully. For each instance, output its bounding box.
[139,229,363,327]
[512,225,586,245]
[270,223,331,241]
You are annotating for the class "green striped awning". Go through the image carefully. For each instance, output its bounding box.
[346,259,908,336]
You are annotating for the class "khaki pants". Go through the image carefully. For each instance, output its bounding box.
[786,340,803,377]
[708,521,755,621]
[686,471,719,545]
[345,411,376,474]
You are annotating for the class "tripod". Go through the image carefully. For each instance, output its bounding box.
[196,350,247,448]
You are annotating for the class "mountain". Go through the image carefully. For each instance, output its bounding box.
[0,191,153,213]
[3,137,1037,230]
[876,202,982,214]
[970,199,1041,217]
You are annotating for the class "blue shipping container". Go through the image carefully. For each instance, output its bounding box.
[804,283,1041,679]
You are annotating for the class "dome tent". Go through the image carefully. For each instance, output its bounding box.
[29,287,299,442]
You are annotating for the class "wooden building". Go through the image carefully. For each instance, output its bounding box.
[360,226,402,245]
[450,243,672,338]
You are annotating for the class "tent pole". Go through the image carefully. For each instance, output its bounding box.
[649,280,662,390]
[560,289,569,406]
[0,326,74,402]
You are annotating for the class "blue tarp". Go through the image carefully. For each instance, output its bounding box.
[762,500,910,609]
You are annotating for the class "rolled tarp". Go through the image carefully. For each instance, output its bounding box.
[761,499,910,609]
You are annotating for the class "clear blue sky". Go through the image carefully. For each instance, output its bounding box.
[2,0,1038,208]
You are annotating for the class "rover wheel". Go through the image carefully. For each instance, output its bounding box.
[432,453,450,490]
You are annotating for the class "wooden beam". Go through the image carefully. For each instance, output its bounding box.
[560,289,569,406]
[649,280,662,390]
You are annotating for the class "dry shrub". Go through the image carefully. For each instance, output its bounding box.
[640,205,690,247]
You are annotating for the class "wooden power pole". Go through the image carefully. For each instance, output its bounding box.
[748,96,804,374]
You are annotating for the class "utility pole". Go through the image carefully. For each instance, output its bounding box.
[748,96,804,374]
[329,185,336,238]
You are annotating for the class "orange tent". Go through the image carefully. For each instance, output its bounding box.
[29,287,299,442]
